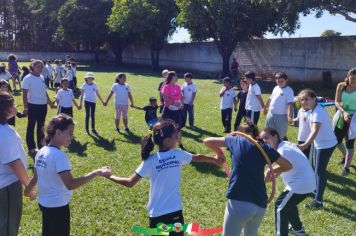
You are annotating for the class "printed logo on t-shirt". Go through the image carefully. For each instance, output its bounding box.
[156,155,180,172]
[36,155,47,169]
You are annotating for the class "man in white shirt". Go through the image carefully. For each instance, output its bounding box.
[181,73,197,128]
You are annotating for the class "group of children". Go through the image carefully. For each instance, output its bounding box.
[0,53,355,236]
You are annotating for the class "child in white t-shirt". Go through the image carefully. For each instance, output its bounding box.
[65,64,74,90]
[55,79,80,117]
[181,73,197,128]
[264,72,294,139]
[104,73,134,133]
[46,61,54,89]
[106,119,220,234]
[54,60,66,91]
[293,97,312,159]
[25,114,111,236]
[244,71,265,125]
[220,77,237,133]
[79,72,105,135]
[297,89,337,210]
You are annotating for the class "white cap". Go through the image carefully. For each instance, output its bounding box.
[85,72,94,78]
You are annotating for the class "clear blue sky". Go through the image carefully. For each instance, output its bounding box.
[169,12,356,43]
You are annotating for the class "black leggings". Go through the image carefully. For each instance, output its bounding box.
[26,103,47,151]
[39,204,70,236]
[334,124,355,149]
[84,101,96,130]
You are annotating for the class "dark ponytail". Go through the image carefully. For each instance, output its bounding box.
[45,114,75,144]
[140,119,178,160]
[141,134,155,160]
[238,121,259,139]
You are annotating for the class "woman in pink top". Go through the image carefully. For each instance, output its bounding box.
[161,71,185,149]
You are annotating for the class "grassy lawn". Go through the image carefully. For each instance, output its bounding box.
[7,63,355,235]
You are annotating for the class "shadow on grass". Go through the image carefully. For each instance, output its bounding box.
[67,139,88,157]
[182,126,221,142]
[326,172,355,200]
[88,133,116,151]
[190,162,227,179]
[324,199,356,221]
[119,129,142,144]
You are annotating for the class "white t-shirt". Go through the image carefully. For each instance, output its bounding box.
[66,68,74,81]
[0,124,28,189]
[46,65,54,79]
[181,83,197,105]
[135,149,192,217]
[277,141,316,194]
[0,71,12,81]
[269,86,294,115]
[220,87,236,109]
[111,83,131,105]
[56,89,74,108]
[35,146,72,207]
[22,74,48,105]
[54,66,66,83]
[245,83,262,111]
[81,83,98,103]
[310,105,337,149]
[297,109,311,142]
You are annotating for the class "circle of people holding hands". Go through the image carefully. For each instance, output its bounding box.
[0,53,355,236]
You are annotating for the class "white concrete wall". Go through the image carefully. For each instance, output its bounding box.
[0,51,97,62]
[123,36,356,82]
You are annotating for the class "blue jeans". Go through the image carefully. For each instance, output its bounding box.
[181,104,194,127]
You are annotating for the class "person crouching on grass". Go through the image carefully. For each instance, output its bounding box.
[203,122,292,236]
[25,114,112,236]
[260,127,316,236]
[106,119,221,236]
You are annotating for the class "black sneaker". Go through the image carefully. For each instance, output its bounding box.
[305,200,323,210]
[341,168,350,177]
[124,127,130,132]
[116,128,120,133]
[85,130,89,135]
[92,129,99,135]
[289,226,307,236]
[223,130,230,133]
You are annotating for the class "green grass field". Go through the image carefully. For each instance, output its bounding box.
[9,64,355,235]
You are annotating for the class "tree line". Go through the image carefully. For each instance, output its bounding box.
[0,0,354,74]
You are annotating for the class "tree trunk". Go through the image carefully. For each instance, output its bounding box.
[220,48,233,77]
[112,47,124,65]
[150,48,160,71]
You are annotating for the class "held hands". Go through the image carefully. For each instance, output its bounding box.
[22,108,28,116]
[288,117,294,125]
[264,169,273,183]
[97,166,112,178]
[263,106,268,115]
[343,112,351,123]
[297,144,307,151]
[24,186,37,201]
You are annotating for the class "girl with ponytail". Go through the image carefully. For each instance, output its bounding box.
[107,119,221,235]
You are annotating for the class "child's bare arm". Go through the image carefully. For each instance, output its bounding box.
[107,173,142,188]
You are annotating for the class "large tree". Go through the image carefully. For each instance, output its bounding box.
[108,0,178,70]
[57,0,112,59]
[177,0,307,75]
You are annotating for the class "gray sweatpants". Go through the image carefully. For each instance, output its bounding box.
[0,181,23,236]
[223,199,266,236]
[265,112,288,138]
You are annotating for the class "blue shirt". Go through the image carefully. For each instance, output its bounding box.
[225,136,280,208]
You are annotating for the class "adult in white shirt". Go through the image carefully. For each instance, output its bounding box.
[181,73,197,128]
[244,71,265,125]
[264,72,294,139]
[22,60,54,157]
[0,92,35,236]
[261,127,316,236]
[297,89,337,210]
